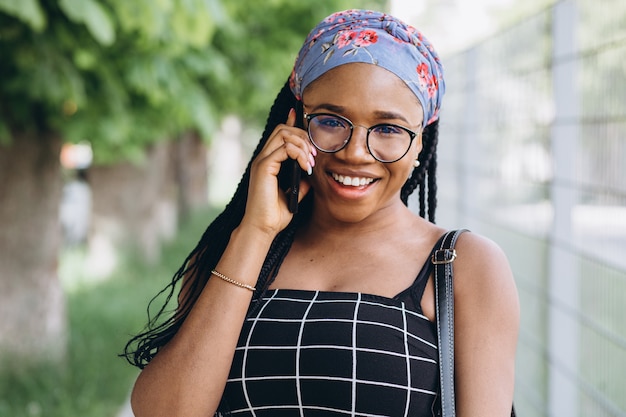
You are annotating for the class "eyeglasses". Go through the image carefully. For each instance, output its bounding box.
[304,112,420,163]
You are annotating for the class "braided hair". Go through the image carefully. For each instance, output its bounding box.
[402,116,439,222]
[122,78,440,369]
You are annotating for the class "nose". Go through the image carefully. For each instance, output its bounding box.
[340,125,373,161]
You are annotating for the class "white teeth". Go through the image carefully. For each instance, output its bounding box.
[331,173,375,187]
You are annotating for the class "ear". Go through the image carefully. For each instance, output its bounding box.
[412,130,423,164]
[415,129,423,154]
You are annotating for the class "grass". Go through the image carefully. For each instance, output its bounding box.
[0,207,218,417]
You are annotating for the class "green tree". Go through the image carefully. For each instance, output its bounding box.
[0,0,229,363]
[212,0,388,124]
[0,0,387,364]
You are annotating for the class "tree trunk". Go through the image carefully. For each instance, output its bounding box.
[87,141,179,276]
[0,132,66,363]
[175,130,208,218]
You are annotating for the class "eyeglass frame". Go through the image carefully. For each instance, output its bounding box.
[303,112,421,163]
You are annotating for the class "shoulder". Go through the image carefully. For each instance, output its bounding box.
[449,231,519,412]
[451,231,519,315]
[453,231,514,284]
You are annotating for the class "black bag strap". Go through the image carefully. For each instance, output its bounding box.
[433,229,467,417]
[433,229,516,417]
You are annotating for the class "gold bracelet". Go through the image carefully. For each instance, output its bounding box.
[211,269,256,292]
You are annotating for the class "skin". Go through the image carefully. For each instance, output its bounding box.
[130,63,519,417]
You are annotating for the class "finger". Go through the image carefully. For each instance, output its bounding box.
[286,107,296,127]
[283,108,316,173]
[254,109,317,177]
[298,178,312,202]
[266,139,314,173]
[260,109,304,157]
[280,141,314,176]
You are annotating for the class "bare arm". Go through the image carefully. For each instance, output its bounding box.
[453,233,520,417]
[130,109,315,417]
[130,225,273,417]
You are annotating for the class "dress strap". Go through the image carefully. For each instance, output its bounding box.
[394,232,450,313]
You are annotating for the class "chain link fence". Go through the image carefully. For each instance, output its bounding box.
[413,0,626,415]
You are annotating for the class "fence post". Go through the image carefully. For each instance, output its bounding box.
[548,1,580,416]
[458,47,479,229]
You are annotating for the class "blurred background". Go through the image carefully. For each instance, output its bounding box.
[0,0,624,416]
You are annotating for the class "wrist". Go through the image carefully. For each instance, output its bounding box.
[213,224,276,291]
[230,222,277,252]
[235,218,281,244]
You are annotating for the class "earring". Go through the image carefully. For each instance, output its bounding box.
[413,159,421,168]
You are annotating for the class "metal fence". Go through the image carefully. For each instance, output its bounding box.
[410,0,626,415]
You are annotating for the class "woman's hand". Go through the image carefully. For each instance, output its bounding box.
[241,108,316,236]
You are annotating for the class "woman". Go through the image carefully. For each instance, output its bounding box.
[125,9,519,417]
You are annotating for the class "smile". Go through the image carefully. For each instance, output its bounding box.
[331,172,376,187]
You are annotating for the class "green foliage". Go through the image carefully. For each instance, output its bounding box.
[0,0,46,31]
[0,207,219,417]
[0,0,387,163]
[0,119,10,145]
[0,0,227,163]
[212,0,389,124]
[59,0,115,45]
[0,259,148,417]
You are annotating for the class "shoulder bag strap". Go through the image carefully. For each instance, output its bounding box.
[434,229,467,417]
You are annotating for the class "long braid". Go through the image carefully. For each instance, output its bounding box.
[401,119,439,223]
[122,79,300,368]
[418,178,427,218]
[425,120,439,222]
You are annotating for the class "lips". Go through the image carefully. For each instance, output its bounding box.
[330,172,376,187]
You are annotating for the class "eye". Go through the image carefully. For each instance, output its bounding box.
[314,115,349,130]
[373,124,404,136]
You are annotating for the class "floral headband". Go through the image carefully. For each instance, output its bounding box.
[289,9,445,126]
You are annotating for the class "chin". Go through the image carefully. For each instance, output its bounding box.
[317,199,379,225]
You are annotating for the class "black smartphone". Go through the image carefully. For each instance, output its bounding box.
[278,101,305,213]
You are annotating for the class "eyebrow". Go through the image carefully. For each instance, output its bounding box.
[306,103,416,126]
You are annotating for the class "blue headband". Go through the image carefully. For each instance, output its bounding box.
[289,9,445,126]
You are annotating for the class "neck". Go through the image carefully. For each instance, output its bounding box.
[301,198,417,244]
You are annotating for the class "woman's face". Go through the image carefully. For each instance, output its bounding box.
[302,62,424,224]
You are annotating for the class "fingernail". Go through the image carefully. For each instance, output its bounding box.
[311,146,317,156]
[307,165,313,176]
[309,153,316,167]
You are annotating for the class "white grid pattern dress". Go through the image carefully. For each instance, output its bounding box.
[220,247,442,417]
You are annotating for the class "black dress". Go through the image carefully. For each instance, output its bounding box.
[220,246,441,417]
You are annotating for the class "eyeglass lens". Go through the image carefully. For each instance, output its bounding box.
[307,114,414,163]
